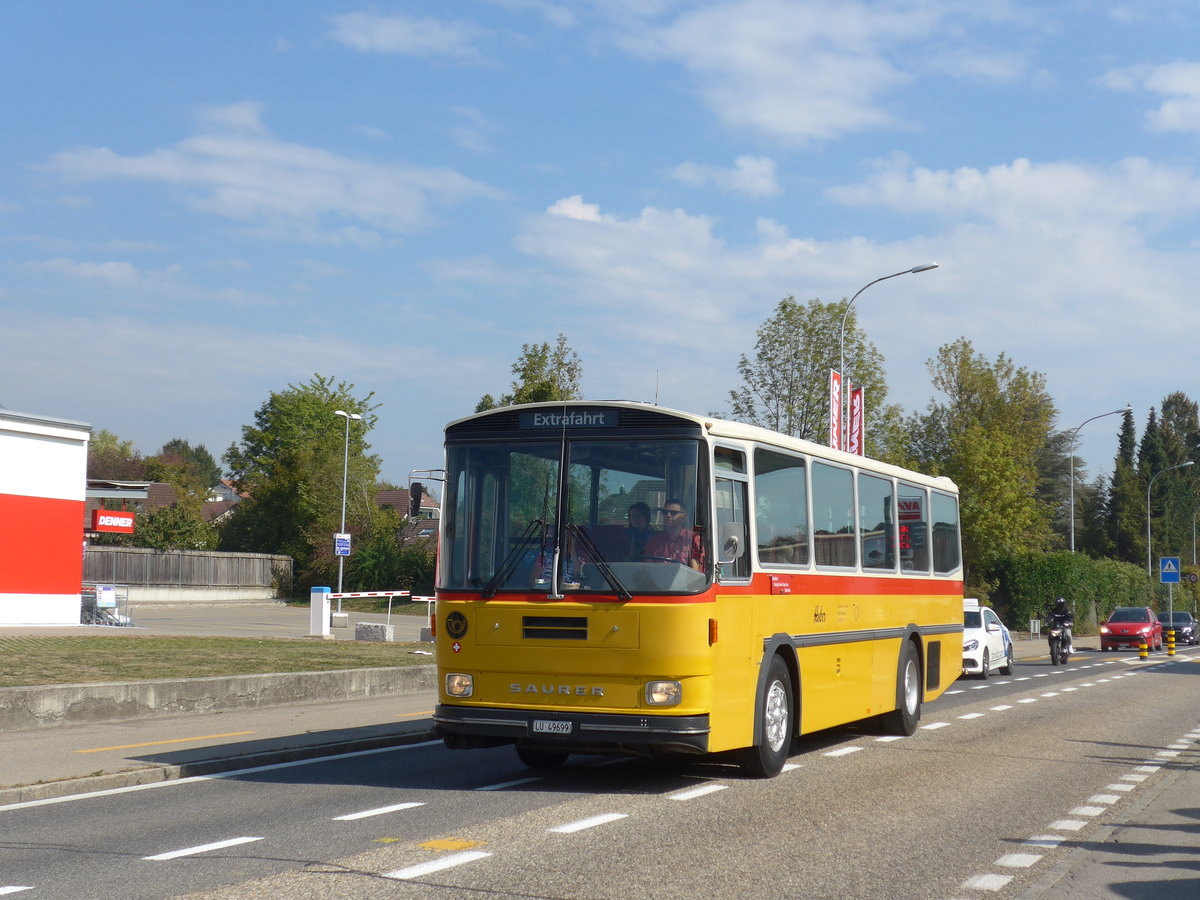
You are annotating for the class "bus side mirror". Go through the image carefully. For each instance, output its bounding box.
[719,521,745,564]
[408,482,425,519]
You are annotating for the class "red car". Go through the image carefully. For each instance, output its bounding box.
[1100,606,1163,652]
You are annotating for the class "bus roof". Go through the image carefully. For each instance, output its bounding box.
[446,400,959,494]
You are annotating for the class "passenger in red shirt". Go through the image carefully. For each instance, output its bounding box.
[642,499,705,572]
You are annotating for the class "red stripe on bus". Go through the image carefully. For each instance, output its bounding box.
[0,493,85,594]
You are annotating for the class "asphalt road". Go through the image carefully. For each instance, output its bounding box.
[4,650,1198,899]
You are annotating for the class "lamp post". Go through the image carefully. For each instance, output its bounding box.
[334,409,362,606]
[1067,405,1131,552]
[837,263,938,450]
[1146,460,1194,576]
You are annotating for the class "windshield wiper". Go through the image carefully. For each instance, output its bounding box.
[482,519,543,599]
[566,524,632,602]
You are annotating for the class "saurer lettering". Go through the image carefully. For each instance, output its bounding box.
[510,684,605,696]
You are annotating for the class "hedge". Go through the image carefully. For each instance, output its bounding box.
[990,551,1193,633]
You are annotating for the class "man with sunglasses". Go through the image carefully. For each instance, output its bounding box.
[642,499,706,571]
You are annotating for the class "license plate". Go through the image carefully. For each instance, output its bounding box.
[532,719,572,735]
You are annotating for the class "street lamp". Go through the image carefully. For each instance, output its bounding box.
[334,409,362,604]
[1146,460,1194,576]
[1067,405,1131,552]
[837,263,938,450]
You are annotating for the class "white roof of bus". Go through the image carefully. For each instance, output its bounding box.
[447,400,958,494]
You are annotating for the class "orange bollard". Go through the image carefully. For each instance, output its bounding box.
[1168,629,1176,657]
[1139,638,1149,659]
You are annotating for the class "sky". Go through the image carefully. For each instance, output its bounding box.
[3,1,1199,487]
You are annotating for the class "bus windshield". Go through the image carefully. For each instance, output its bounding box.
[441,438,707,595]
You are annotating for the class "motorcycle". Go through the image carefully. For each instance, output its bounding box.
[1047,624,1069,666]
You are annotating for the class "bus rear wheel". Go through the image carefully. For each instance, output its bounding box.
[737,655,793,778]
[880,641,922,736]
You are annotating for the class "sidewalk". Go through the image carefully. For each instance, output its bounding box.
[0,598,431,642]
[0,601,438,806]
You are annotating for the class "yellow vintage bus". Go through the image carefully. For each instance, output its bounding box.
[431,401,963,777]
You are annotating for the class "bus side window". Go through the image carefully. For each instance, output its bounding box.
[897,482,930,573]
[811,461,855,568]
[931,492,961,574]
[753,448,809,566]
[857,472,894,571]
[715,476,749,581]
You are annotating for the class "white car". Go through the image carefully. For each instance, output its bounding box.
[962,599,1014,678]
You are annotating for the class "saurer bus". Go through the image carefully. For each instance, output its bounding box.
[429,401,963,777]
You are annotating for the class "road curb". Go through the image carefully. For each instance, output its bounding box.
[0,664,437,730]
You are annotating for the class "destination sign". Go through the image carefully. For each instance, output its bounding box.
[518,410,617,429]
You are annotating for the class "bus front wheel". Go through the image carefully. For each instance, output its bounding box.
[880,641,922,736]
[737,655,793,778]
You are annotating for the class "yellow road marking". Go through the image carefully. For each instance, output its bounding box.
[76,731,256,753]
[420,839,485,851]
[396,710,434,720]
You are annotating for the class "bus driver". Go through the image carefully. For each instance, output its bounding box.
[642,499,705,571]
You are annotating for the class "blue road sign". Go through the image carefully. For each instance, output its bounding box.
[334,533,351,557]
[1160,557,1181,584]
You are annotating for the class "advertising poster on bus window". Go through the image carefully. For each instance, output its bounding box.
[829,369,842,451]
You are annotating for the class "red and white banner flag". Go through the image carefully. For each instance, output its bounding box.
[829,369,842,450]
[847,386,865,456]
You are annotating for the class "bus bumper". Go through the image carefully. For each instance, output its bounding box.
[433,704,710,755]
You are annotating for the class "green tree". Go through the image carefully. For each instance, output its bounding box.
[128,443,221,552]
[87,429,147,480]
[1144,394,1200,569]
[476,333,583,411]
[134,503,219,550]
[220,375,382,590]
[726,296,906,460]
[346,507,437,596]
[906,338,1056,593]
[157,438,223,488]
[1107,409,1143,565]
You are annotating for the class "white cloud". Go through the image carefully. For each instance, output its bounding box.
[450,106,500,154]
[511,167,1200,456]
[827,154,1200,229]
[197,100,270,134]
[616,0,940,145]
[1127,61,1200,133]
[670,155,781,197]
[1101,61,1200,132]
[327,11,488,62]
[46,103,502,242]
[23,258,143,288]
[547,194,610,222]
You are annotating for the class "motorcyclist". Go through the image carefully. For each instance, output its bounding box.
[1047,597,1074,655]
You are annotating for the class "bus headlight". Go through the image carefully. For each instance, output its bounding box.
[645,680,682,706]
[445,673,474,697]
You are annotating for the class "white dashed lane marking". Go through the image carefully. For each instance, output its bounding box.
[549,813,628,833]
[669,784,728,801]
[384,850,491,881]
[144,836,263,861]
[333,801,424,821]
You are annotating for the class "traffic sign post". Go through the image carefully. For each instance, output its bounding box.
[1161,557,1180,622]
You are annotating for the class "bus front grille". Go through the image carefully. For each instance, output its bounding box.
[523,616,588,640]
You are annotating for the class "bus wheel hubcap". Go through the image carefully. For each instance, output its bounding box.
[764,681,788,751]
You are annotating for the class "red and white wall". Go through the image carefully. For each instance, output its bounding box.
[0,410,90,625]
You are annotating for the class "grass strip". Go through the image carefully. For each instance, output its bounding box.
[0,635,431,687]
